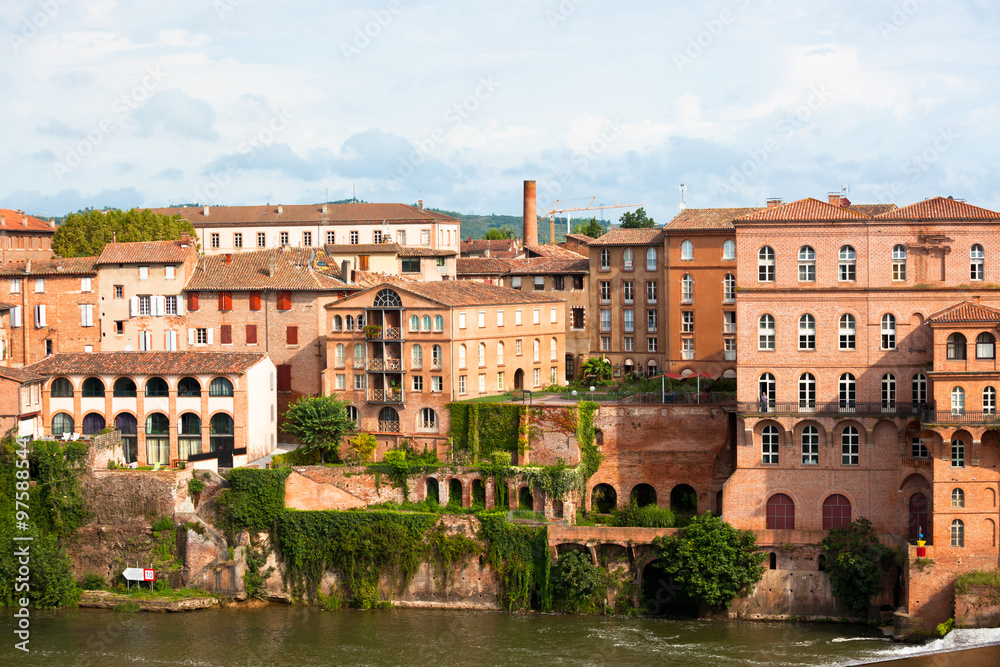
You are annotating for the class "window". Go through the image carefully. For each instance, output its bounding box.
[497,341,504,365]
[515,309,522,326]
[350,231,359,245]
[396,230,406,245]
[723,273,736,303]
[952,488,965,508]
[680,240,693,260]
[571,307,585,329]
[912,373,927,406]
[881,314,896,349]
[412,375,423,391]
[842,426,860,465]
[762,425,779,464]
[892,244,906,280]
[138,266,149,280]
[218,291,233,311]
[165,265,176,280]
[187,292,199,312]
[257,232,266,247]
[681,274,694,303]
[497,310,504,327]
[145,377,168,397]
[277,365,292,392]
[402,257,420,273]
[622,281,634,303]
[114,285,124,300]
[432,345,442,368]
[798,314,815,350]
[478,342,486,367]
[646,248,657,271]
[138,330,152,352]
[646,309,657,332]
[10,278,20,293]
[497,371,505,390]
[533,368,540,387]
[838,246,856,281]
[839,372,856,408]
[80,304,94,327]
[881,373,896,409]
[985,386,997,414]
[164,296,178,316]
[600,249,610,270]
[50,377,73,397]
[724,311,736,334]
[234,232,242,248]
[134,296,150,316]
[624,337,634,352]
[839,314,856,350]
[573,275,584,290]
[459,375,466,394]
[646,281,657,304]
[802,426,819,464]
[947,332,967,359]
[409,315,419,332]
[554,276,565,291]
[423,315,432,331]
[532,276,545,291]
[286,326,298,345]
[81,377,105,397]
[977,332,996,359]
[433,315,444,331]
[550,337,557,361]
[758,314,775,350]
[911,438,928,458]
[550,307,557,324]
[277,291,291,310]
[478,311,486,328]
[951,519,965,547]
[246,325,258,345]
[354,374,365,390]
[759,373,775,410]
[971,244,985,280]
[432,376,443,392]
[193,327,208,345]
[681,311,693,333]
[823,495,852,529]
[533,339,540,362]
[373,230,383,244]
[766,494,795,529]
[479,373,486,393]
[335,374,347,390]
[211,233,220,248]
[600,281,611,303]
[681,338,694,359]
[647,337,658,353]
[600,309,611,332]
[798,246,816,282]
[723,239,735,260]
[303,231,312,246]
[952,439,966,467]
[458,344,467,368]
[326,231,335,245]
[758,246,775,282]
[51,413,74,436]
[79,277,92,292]
[421,229,431,245]
[419,408,437,431]
[220,325,232,344]
[177,377,201,397]
[951,386,966,415]
[799,373,815,409]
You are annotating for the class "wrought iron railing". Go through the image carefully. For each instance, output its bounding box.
[378,420,401,432]
[368,389,403,403]
[922,410,1000,425]
[737,401,920,417]
[367,358,402,371]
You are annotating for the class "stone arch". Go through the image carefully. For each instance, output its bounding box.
[832,419,868,446]
[982,430,1000,468]
[595,543,629,568]
[556,543,589,557]
[471,479,486,508]
[792,419,828,448]
[552,499,564,519]
[752,419,787,447]
[591,483,617,513]
[518,485,533,510]
[425,477,440,504]
[641,558,697,616]
[630,483,657,507]
[448,478,463,507]
[670,484,697,514]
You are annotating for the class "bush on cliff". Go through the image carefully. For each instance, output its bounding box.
[612,501,675,528]
[821,517,894,619]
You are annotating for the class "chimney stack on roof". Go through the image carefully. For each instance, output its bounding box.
[341,259,352,285]
[277,205,283,215]
[828,192,842,206]
[1,214,5,227]
[766,198,783,208]
[25,260,31,274]
[203,205,209,217]
[418,199,423,210]
[22,215,28,227]
[49,219,55,228]
[225,253,232,266]
[322,203,328,214]
[268,254,277,278]
[180,231,191,247]
[523,180,538,247]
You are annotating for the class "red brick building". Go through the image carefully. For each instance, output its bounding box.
[0,209,56,261]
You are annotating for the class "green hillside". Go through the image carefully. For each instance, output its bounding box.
[430,209,609,242]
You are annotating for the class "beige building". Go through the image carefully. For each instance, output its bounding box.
[323,243,457,282]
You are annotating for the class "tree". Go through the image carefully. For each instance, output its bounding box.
[653,512,766,608]
[580,357,612,382]
[618,207,655,229]
[280,395,356,464]
[52,208,197,257]
[483,227,515,240]
[820,517,895,618]
[572,217,606,238]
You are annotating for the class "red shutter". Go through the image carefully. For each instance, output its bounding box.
[277,291,291,310]
[218,291,232,311]
[286,326,298,345]
[249,292,261,311]
[246,325,257,344]
[220,325,232,344]
[188,292,199,311]
[277,365,292,392]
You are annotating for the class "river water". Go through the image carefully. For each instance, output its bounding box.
[4,606,1000,666]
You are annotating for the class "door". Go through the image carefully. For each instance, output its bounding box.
[909,492,929,540]
[514,368,524,390]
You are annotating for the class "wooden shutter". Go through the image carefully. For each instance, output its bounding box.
[249,292,261,311]
[220,325,232,344]
[277,364,292,392]
[187,291,199,312]
[218,291,232,311]
[246,325,257,344]
[277,291,291,310]
[286,326,298,345]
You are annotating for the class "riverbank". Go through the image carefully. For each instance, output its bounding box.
[78,590,219,612]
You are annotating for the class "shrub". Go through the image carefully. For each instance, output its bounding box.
[612,501,675,528]
[552,550,606,613]
[349,433,378,464]
[821,517,895,619]
[151,516,173,532]
[188,476,206,497]
[79,573,107,590]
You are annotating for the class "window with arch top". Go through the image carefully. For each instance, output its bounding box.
[951,519,965,547]
[82,377,105,398]
[113,377,137,397]
[892,244,907,281]
[951,386,966,415]
[209,377,234,397]
[985,386,997,415]
[839,245,856,281]
[723,273,736,302]
[758,314,775,350]
[839,314,856,349]
[971,244,984,281]
[799,313,815,350]
[680,240,693,261]
[758,246,775,282]
[948,333,967,360]
[178,377,201,397]
[372,289,402,308]
[50,377,73,397]
[798,246,815,282]
[766,493,795,529]
[798,373,815,409]
[951,488,965,508]
[646,247,657,271]
[977,332,995,359]
[762,425,779,464]
[722,239,735,260]
[145,377,168,397]
[881,313,896,349]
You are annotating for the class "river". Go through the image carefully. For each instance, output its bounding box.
[4,606,1000,666]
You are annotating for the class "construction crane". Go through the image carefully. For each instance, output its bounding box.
[541,198,643,243]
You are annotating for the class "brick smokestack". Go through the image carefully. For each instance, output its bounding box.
[523,180,537,247]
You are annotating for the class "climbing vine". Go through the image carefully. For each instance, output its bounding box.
[478,512,551,611]
[447,403,525,460]
[576,401,603,485]
[216,468,291,535]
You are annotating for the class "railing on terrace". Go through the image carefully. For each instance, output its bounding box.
[377,420,401,433]
[367,389,403,404]
[367,358,402,371]
[634,391,736,405]
[922,410,1000,425]
[737,401,921,417]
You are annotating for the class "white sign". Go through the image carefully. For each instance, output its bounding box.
[122,567,155,582]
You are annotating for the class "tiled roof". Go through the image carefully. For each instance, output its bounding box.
[461,239,518,254]
[351,271,417,289]
[847,204,897,216]
[396,246,456,257]
[0,366,44,383]
[928,302,1000,323]
[505,257,589,275]
[185,249,354,292]
[456,258,516,276]
[736,198,872,222]
[334,280,562,309]
[96,239,194,265]
[324,243,400,254]
[25,352,267,376]
[875,197,1000,220]
[665,207,764,231]
[588,228,665,246]
[0,209,57,234]
[149,203,460,227]
[524,244,585,259]
[563,233,594,245]
[0,257,98,276]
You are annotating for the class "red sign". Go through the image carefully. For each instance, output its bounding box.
[143,569,155,581]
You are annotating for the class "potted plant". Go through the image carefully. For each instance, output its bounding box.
[362,324,383,338]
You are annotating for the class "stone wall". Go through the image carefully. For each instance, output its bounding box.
[955,585,1000,628]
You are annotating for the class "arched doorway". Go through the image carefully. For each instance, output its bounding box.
[448,479,463,508]
[514,369,524,391]
[592,483,617,513]
[670,484,697,514]
[909,492,929,540]
[426,478,440,504]
[115,413,137,464]
[518,486,534,510]
[471,479,486,508]
[631,483,657,507]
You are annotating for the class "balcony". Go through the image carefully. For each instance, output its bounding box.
[368,389,404,404]
[368,358,403,372]
[738,401,918,417]
[365,326,401,340]
[922,410,1000,426]
[378,420,401,432]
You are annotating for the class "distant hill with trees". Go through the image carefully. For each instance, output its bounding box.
[431,209,611,242]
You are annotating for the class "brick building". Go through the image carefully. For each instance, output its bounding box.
[0,365,43,438]
[460,238,521,258]
[0,209,56,261]
[323,243,457,282]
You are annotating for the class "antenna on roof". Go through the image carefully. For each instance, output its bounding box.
[679,184,687,211]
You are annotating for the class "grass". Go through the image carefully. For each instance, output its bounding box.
[115,587,217,600]
[954,569,1000,594]
[364,499,476,515]
[511,509,546,522]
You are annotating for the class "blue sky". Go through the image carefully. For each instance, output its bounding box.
[2,0,998,221]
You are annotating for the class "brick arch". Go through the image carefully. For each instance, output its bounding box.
[987,519,997,548]
[818,490,857,514]
[900,471,932,491]
[207,375,236,394]
[792,420,828,448]
[753,419,787,446]
[873,420,898,447]
[832,419,867,446]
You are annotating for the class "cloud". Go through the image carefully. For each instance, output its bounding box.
[36,120,81,139]
[0,187,145,215]
[132,89,218,141]
[153,167,184,181]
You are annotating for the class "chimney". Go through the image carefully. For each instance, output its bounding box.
[277,205,283,215]
[417,199,423,210]
[828,192,841,206]
[180,231,190,247]
[973,295,982,305]
[523,180,538,247]
[49,219,55,228]
[1,215,5,227]
[341,259,352,284]
[550,217,556,245]
[766,198,782,208]
[25,260,31,274]
[322,203,328,214]
[112,231,117,243]
[225,253,232,266]
[268,254,277,278]
[22,215,28,227]
[203,205,209,216]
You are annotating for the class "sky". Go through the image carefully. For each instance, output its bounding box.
[2,0,999,222]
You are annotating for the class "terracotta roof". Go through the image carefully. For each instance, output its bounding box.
[524,244,585,259]
[351,271,418,289]
[0,257,98,276]
[149,203,460,228]
[875,197,1000,220]
[0,366,44,383]
[588,228,665,246]
[928,302,1000,324]
[323,243,400,254]
[96,239,195,265]
[331,280,562,309]
[736,198,874,222]
[461,239,518,253]
[456,258,516,276]
[185,249,354,292]
[0,209,57,234]
[396,246,456,258]
[664,207,763,231]
[25,352,268,376]
[563,233,594,245]
[505,257,589,275]
[847,204,897,216]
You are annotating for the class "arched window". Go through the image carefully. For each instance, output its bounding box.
[977,332,996,359]
[947,333,967,360]
[419,408,438,431]
[478,342,486,367]
[600,248,610,270]
[801,425,819,464]
[798,246,815,282]
[378,406,400,432]
[951,519,965,547]
[116,413,137,464]
[892,245,907,281]
[409,315,419,331]
[353,343,365,368]
[432,344,443,369]
[458,344,467,368]
[179,413,202,459]
[373,289,402,308]
[346,405,359,426]
[985,386,997,415]
[82,377,105,398]
[951,488,965,508]
[335,343,346,367]
[82,413,105,435]
[823,494,852,529]
[881,373,897,409]
[145,413,170,465]
[623,247,634,269]
[759,373,775,410]
[971,244,985,281]
[762,425,779,464]
[881,314,896,349]
[51,413,74,436]
[550,337,557,361]
[533,339,540,363]
[951,386,966,415]
[758,246,775,282]
[798,314,815,350]
[723,273,736,302]
[356,313,365,328]
[50,377,73,397]
[209,377,234,397]
[766,493,795,529]
[723,239,735,260]
[345,315,354,331]
[178,377,201,397]
[423,315,432,331]
[333,315,343,331]
[680,241,693,261]
[210,413,234,453]
[912,373,927,406]
[838,314,856,350]
[145,377,168,397]
[839,373,856,409]
[497,341,505,365]
[838,245,856,281]
[842,426,860,465]
[434,315,444,331]
[758,314,775,350]
[646,247,657,271]
[798,373,815,409]
[681,274,694,302]
[952,439,966,467]
[113,378,137,397]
